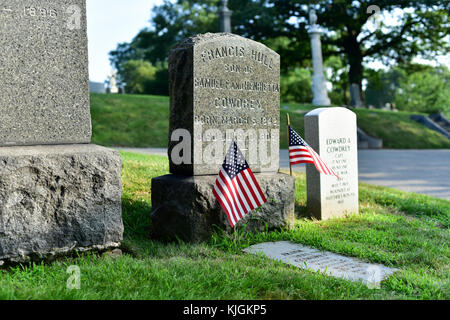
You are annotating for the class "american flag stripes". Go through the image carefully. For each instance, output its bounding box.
[212,141,267,228]
[289,126,338,178]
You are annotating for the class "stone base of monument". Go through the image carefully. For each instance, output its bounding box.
[357,128,383,149]
[151,173,295,243]
[0,144,123,264]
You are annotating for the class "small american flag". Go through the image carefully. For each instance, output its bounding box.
[289,126,338,177]
[213,141,267,228]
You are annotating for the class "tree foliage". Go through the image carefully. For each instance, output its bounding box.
[109,0,449,104]
[395,65,450,115]
[365,64,450,115]
[280,67,313,103]
[121,60,156,94]
[270,0,449,103]
[119,60,170,96]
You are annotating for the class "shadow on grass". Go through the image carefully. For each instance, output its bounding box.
[295,203,309,219]
[121,198,153,240]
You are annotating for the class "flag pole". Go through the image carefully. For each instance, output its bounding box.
[286,113,293,176]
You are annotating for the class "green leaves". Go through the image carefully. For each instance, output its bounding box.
[365,64,450,115]
[108,0,449,105]
[121,60,157,94]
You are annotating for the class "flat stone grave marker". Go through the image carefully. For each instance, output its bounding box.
[305,107,359,220]
[244,241,398,286]
[168,33,280,175]
[0,0,91,146]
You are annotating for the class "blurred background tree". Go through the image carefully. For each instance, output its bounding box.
[364,67,406,109]
[395,64,449,115]
[280,67,313,103]
[121,60,156,94]
[110,0,449,112]
[324,56,349,105]
[270,0,449,106]
[365,64,449,116]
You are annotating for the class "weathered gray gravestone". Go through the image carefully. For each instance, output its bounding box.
[305,107,359,220]
[151,34,294,242]
[0,0,91,146]
[168,33,280,175]
[0,0,123,264]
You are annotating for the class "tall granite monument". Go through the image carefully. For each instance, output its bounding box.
[305,107,359,220]
[151,33,295,242]
[0,0,123,264]
[308,10,331,106]
[219,0,232,33]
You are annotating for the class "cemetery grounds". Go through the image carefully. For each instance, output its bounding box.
[0,151,448,300]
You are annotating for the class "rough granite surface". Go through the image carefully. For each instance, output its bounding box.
[150,172,294,243]
[168,33,280,175]
[0,0,91,146]
[0,144,123,263]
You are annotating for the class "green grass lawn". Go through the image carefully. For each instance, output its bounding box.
[91,93,170,148]
[91,93,450,149]
[1,152,448,300]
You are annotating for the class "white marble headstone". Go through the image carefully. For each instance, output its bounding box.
[304,107,359,220]
[244,241,398,286]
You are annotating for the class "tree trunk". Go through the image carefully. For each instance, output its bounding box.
[344,33,364,107]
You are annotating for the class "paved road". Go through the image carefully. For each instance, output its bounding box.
[356,150,450,200]
[116,148,450,200]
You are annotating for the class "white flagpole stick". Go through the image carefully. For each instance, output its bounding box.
[286,113,293,176]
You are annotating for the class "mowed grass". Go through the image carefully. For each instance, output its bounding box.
[354,108,450,149]
[91,93,170,148]
[0,152,448,300]
[91,94,450,149]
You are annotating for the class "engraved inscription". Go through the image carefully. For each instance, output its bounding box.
[194,114,278,126]
[194,78,280,92]
[180,34,281,174]
[195,46,279,126]
[251,50,274,70]
[214,97,263,110]
[224,64,253,74]
[0,4,59,19]
[325,137,356,204]
[200,45,245,62]
[200,45,275,70]
[244,242,398,285]
[66,4,81,30]
[24,6,58,18]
